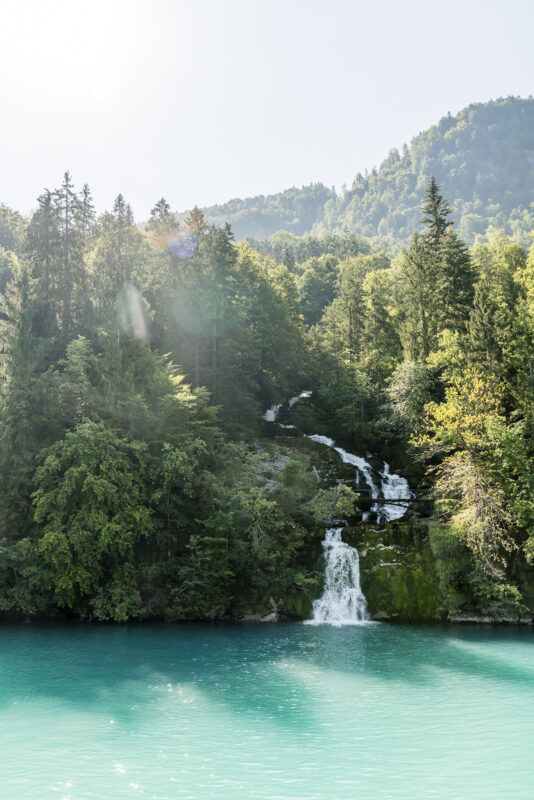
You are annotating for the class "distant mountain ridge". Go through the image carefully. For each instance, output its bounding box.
[193,97,534,246]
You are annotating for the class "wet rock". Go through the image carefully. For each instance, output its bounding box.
[448,613,533,625]
[260,611,279,623]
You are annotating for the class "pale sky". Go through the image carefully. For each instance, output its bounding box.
[0,0,532,220]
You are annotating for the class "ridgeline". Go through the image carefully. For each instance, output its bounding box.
[196,97,534,248]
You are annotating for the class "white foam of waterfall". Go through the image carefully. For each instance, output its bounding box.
[264,398,412,524]
[306,528,370,626]
[307,433,335,447]
[289,389,312,408]
[333,445,380,522]
[375,462,412,523]
[263,390,311,424]
[263,404,282,422]
[307,436,411,524]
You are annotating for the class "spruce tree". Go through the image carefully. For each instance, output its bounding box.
[186,206,206,233]
[421,176,474,332]
[436,228,474,331]
[27,190,61,339]
[421,175,453,246]
[113,194,127,281]
[399,178,474,359]
[88,195,149,325]
[147,198,175,231]
[78,183,95,245]
[53,172,86,342]
[397,232,437,359]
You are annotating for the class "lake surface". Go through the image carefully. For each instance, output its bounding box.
[1,622,533,799]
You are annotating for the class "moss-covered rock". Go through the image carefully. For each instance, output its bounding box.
[281,591,314,620]
[343,520,446,622]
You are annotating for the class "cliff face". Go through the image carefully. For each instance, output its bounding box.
[343,522,444,622]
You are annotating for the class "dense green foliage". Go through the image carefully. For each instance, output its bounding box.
[197,98,534,248]
[271,176,534,620]
[0,177,317,621]
[0,167,532,622]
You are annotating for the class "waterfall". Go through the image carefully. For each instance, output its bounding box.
[288,389,312,407]
[263,403,282,422]
[263,397,413,525]
[306,435,411,524]
[264,390,311,427]
[330,445,380,522]
[376,462,412,523]
[261,392,412,625]
[306,528,370,626]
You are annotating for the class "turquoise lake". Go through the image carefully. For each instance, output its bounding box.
[1,622,533,799]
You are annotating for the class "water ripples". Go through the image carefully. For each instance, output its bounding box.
[1,623,534,798]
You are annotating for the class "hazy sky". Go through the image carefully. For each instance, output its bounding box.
[1,0,532,219]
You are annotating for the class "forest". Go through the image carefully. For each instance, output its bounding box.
[0,172,532,622]
[201,97,534,248]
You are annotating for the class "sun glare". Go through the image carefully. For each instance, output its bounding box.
[0,0,147,107]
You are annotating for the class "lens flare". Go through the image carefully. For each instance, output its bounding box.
[149,227,198,258]
[171,287,241,338]
[118,282,149,344]
[168,228,197,258]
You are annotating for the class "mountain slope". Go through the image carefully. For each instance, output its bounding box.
[196,183,334,240]
[195,97,534,246]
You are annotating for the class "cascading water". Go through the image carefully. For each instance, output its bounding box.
[262,391,412,625]
[306,528,369,626]
[377,462,412,523]
[263,403,282,422]
[306,436,413,524]
[289,389,312,407]
[262,393,413,524]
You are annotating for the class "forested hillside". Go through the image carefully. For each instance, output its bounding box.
[186,183,334,241]
[0,173,532,623]
[197,97,534,247]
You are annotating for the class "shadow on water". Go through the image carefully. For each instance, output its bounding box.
[0,623,322,729]
[1,621,533,727]
[294,622,534,687]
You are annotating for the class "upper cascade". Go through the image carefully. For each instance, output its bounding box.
[266,396,412,525]
[308,437,412,524]
[262,403,282,422]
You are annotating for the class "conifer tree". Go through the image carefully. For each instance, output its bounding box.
[53,172,86,342]
[0,206,28,255]
[186,206,206,233]
[88,195,149,325]
[78,183,95,245]
[440,231,473,325]
[147,198,175,231]
[397,232,436,359]
[468,238,523,385]
[361,268,401,386]
[29,191,55,291]
[0,259,56,537]
[113,193,128,281]
[398,178,474,359]
[422,176,474,332]
[421,175,453,246]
